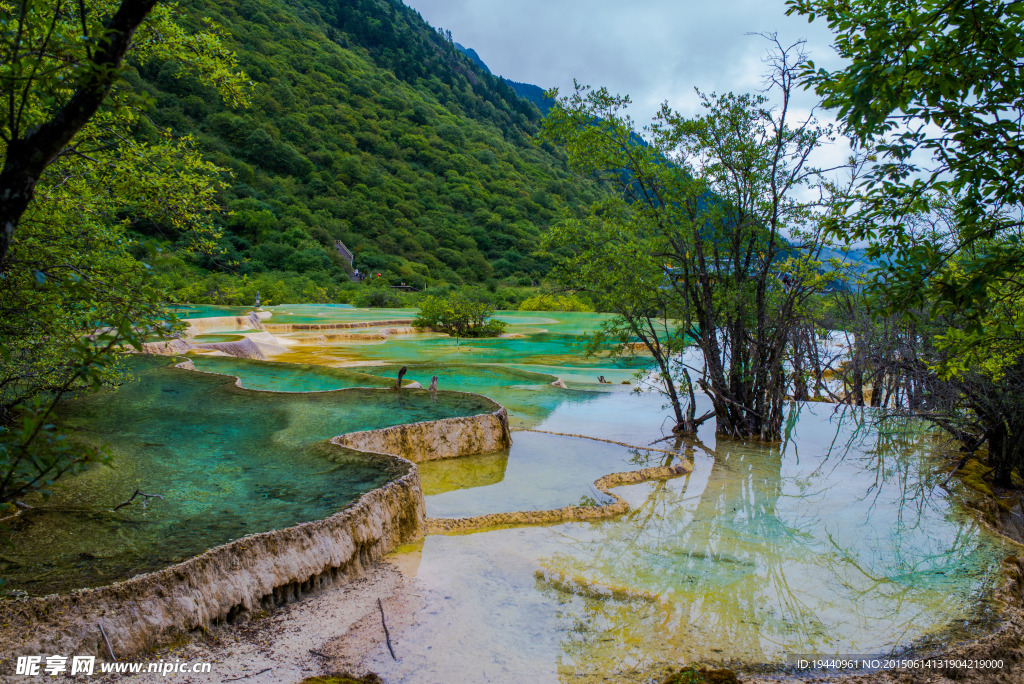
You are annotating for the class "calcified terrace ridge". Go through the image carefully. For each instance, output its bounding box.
[140,312,420,361]
[0,358,696,659]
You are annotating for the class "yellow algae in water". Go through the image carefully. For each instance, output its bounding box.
[387,537,425,577]
[957,456,995,497]
[419,450,510,495]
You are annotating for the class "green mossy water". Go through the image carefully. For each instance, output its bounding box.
[189,356,399,391]
[0,357,497,596]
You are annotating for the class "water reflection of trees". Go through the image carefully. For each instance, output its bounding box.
[535,404,1005,680]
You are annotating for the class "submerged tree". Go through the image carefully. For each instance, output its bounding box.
[541,37,853,440]
[541,203,709,434]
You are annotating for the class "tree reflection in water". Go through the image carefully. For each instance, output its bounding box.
[536,404,1006,676]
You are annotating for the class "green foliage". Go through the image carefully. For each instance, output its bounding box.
[540,56,848,439]
[0,0,247,502]
[354,289,404,308]
[788,0,1024,355]
[413,292,506,337]
[155,261,355,306]
[127,0,607,292]
[518,293,593,312]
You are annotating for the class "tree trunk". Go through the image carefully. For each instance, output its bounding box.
[0,0,160,266]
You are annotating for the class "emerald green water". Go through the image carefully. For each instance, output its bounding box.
[256,304,404,325]
[189,358,623,430]
[317,334,643,372]
[168,304,254,319]
[190,356,398,391]
[0,357,498,596]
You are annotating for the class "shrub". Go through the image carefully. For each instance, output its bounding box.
[354,289,402,308]
[518,293,593,312]
[414,293,507,337]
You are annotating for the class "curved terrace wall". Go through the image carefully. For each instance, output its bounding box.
[0,365,511,660]
[183,312,269,337]
[425,429,693,533]
[334,405,513,463]
[0,458,423,660]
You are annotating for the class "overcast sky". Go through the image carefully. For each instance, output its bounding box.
[403,0,842,125]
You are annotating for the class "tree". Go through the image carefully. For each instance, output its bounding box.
[541,38,852,440]
[0,0,249,503]
[786,0,1024,349]
[540,205,710,435]
[788,0,1024,484]
[413,291,507,338]
[0,0,248,266]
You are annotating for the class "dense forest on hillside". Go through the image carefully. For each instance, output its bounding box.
[130,0,607,302]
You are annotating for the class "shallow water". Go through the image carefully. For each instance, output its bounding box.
[0,357,497,596]
[164,307,1018,679]
[171,303,355,322]
[191,333,246,343]
[168,304,254,319]
[188,358,617,429]
[371,405,1010,681]
[258,304,407,325]
[421,432,641,516]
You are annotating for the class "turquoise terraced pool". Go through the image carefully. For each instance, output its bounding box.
[177,311,1013,674]
[0,356,498,596]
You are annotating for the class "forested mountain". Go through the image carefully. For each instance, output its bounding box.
[504,80,556,116]
[453,43,491,73]
[453,42,555,115]
[131,0,607,300]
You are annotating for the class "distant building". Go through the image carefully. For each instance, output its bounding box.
[334,240,353,267]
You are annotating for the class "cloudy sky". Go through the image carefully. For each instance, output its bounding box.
[403,0,842,124]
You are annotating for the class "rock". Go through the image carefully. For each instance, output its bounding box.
[404,381,423,389]
[551,379,568,389]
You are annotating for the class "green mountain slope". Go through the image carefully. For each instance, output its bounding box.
[453,42,556,115]
[131,0,605,301]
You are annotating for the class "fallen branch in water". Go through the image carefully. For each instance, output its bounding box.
[378,598,396,661]
[393,365,408,390]
[112,489,164,512]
